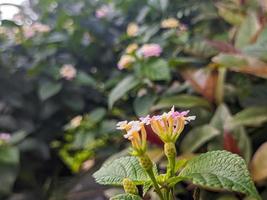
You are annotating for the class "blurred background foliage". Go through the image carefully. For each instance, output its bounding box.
[0,0,267,199]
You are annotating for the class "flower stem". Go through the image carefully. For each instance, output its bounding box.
[167,156,176,177]
[146,168,164,200]
[164,143,176,178]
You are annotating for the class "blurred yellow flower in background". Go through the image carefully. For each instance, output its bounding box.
[161,18,180,29]
[70,115,83,128]
[127,23,139,37]
[126,43,138,54]
[117,55,135,70]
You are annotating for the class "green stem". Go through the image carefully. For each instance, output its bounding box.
[215,68,226,105]
[167,156,176,177]
[147,168,164,200]
[169,188,175,200]
[163,188,168,200]
[164,143,176,178]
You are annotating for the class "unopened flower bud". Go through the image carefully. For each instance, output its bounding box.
[139,154,153,171]
[164,142,176,159]
[122,178,138,195]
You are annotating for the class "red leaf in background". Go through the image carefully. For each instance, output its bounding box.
[205,40,240,54]
[223,131,240,155]
[231,65,267,79]
[145,125,163,146]
[181,68,218,102]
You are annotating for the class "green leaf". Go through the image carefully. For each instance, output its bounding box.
[208,105,252,163]
[242,27,267,61]
[133,95,156,117]
[168,57,203,67]
[110,194,142,200]
[9,131,29,145]
[243,44,267,61]
[181,125,220,153]
[93,156,156,185]
[256,27,267,44]
[142,59,170,81]
[227,106,267,129]
[179,150,261,200]
[232,127,252,163]
[88,108,106,124]
[159,0,169,11]
[1,20,20,28]
[207,104,231,151]
[75,71,96,87]
[143,182,152,195]
[235,12,260,49]
[152,95,211,111]
[108,76,139,109]
[212,53,248,68]
[38,82,62,101]
[147,0,169,12]
[217,4,244,25]
[0,146,19,194]
[175,159,187,173]
[210,104,232,131]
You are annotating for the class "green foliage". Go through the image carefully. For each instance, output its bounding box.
[212,54,248,68]
[0,0,267,199]
[57,107,116,172]
[38,82,62,101]
[93,156,157,185]
[235,12,260,49]
[179,150,261,200]
[152,95,211,110]
[133,95,156,117]
[228,107,267,129]
[0,146,19,194]
[110,194,142,200]
[141,59,170,81]
[108,76,140,109]
[180,125,220,153]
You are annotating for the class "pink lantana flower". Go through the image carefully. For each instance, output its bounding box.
[149,106,195,142]
[60,64,77,80]
[117,106,195,146]
[139,44,162,58]
[95,5,110,19]
[0,133,11,142]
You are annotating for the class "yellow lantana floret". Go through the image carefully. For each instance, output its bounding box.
[161,18,180,29]
[126,43,138,54]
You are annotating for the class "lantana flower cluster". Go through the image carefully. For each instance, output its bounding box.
[95,5,112,19]
[117,43,162,70]
[60,64,77,80]
[116,106,195,154]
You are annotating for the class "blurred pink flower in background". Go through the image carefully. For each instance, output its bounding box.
[32,23,51,32]
[23,23,50,39]
[60,64,77,80]
[0,133,11,142]
[139,44,162,58]
[95,5,110,19]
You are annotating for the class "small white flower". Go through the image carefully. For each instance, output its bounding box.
[139,115,151,125]
[116,120,128,130]
[185,116,196,124]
